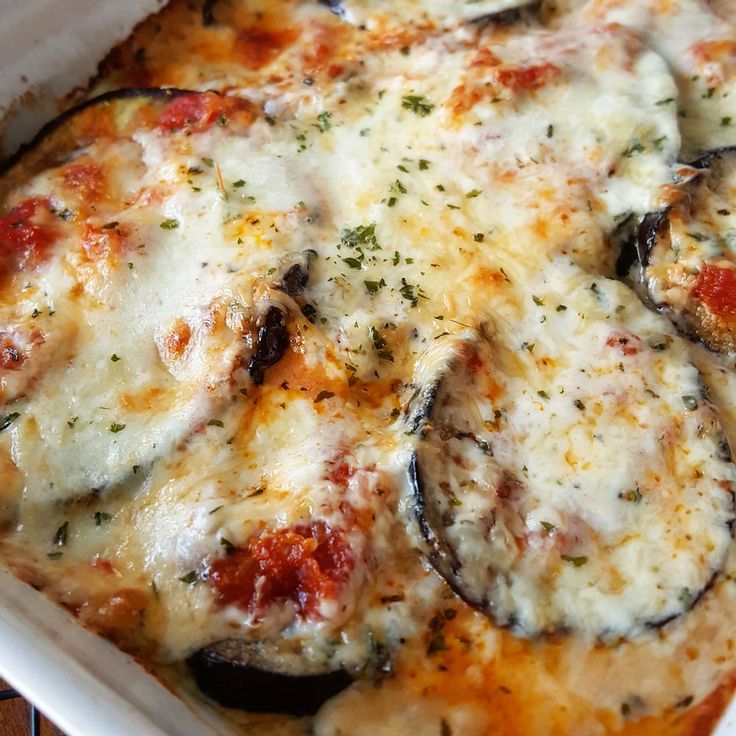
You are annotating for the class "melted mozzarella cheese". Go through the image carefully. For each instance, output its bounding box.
[1,1,736,734]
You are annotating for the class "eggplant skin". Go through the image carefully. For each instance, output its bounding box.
[248,306,291,385]
[187,643,353,716]
[688,145,736,170]
[613,210,668,278]
[202,0,219,26]
[0,87,194,174]
[319,0,345,16]
[407,451,494,618]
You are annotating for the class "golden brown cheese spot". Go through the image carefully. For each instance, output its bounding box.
[160,318,192,362]
[61,162,106,202]
[236,26,300,70]
[118,386,175,414]
[689,39,736,86]
[77,587,149,649]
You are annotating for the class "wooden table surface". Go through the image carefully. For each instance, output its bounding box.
[0,679,65,736]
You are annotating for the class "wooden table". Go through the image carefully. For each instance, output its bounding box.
[0,679,65,736]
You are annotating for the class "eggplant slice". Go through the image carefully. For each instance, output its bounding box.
[615,147,736,354]
[188,639,353,715]
[0,87,195,197]
[324,0,538,26]
[405,313,736,638]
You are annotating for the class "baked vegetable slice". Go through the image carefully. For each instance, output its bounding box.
[616,148,736,354]
[405,277,736,638]
[322,0,537,26]
[188,640,353,715]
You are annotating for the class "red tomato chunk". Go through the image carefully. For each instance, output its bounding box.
[693,263,736,320]
[0,198,57,274]
[208,522,353,620]
[159,92,250,132]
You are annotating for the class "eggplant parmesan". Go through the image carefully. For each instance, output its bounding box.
[1,0,736,735]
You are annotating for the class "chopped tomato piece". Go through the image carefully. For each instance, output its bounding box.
[159,92,251,133]
[605,332,640,355]
[327,461,354,487]
[693,263,736,320]
[496,63,562,93]
[0,198,57,274]
[208,522,353,620]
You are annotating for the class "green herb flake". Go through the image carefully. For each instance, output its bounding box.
[573,399,585,411]
[53,521,69,547]
[418,159,431,170]
[540,521,555,533]
[465,189,482,199]
[364,279,385,295]
[340,223,380,251]
[232,179,246,188]
[316,111,332,132]
[179,571,198,585]
[95,511,112,526]
[220,537,236,554]
[473,232,485,242]
[110,353,121,362]
[722,116,733,127]
[109,422,126,434]
[46,552,63,560]
[656,97,675,106]
[207,419,224,427]
[160,219,179,230]
[532,295,544,306]
[679,587,693,610]
[623,141,645,158]
[537,390,551,400]
[561,555,588,567]
[369,326,394,362]
[401,94,435,116]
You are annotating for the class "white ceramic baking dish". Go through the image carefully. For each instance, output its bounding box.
[0,2,734,734]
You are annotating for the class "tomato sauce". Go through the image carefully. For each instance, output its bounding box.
[159,92,251,132]
[692,263,736,320]
[0,198,57,276]
[496,63,562,94]
[208,522,353,619]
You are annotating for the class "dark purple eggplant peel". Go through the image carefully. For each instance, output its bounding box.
[404,323,736,639]
[0,87,195,194]
[188,639,353,715]
[614,147,736,354]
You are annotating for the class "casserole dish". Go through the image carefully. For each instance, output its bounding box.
[2,1,736,734]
